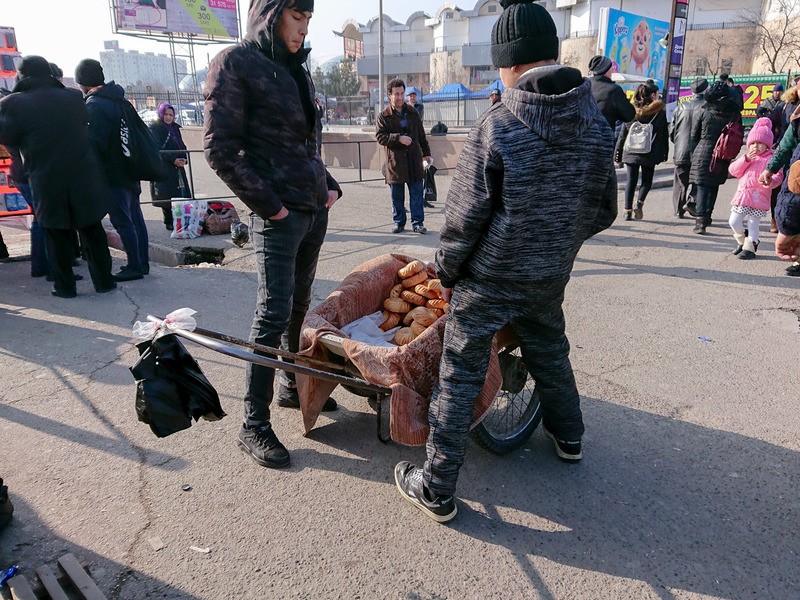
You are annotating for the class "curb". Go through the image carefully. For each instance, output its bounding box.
[105,229,186,267]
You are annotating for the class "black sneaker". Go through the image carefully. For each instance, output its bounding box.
[424,201,435,208]
[392,224,405,234]
[786,263,800,276]
[394,461,457,523]
[543,426,582,463]
[237,424,290,469]
[413,225,427,234]
[113,266,144,282]
[95,282,118,294]
[51,288,77,299]
[275,386,337,412]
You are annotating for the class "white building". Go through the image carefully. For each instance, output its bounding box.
[99,44,186,91]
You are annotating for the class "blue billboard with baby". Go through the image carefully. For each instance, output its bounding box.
[598,8,670,91]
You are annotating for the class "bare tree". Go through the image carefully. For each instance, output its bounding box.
[695,31,726,79]
[741,0,800,73]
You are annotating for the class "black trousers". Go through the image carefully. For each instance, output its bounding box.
[624,164,655,210]
[672,164,694,214]
[44,222,114,294]
[695,184,720,223]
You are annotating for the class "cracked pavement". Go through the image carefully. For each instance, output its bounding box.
[1,174,799,599]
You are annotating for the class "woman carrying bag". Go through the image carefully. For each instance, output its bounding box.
[615,83,669,221]
[148,102,191,230]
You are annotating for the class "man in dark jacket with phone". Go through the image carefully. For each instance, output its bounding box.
[204,0,342,469]
[76,58,149,282]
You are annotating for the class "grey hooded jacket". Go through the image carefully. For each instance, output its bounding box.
[435,65,617,288]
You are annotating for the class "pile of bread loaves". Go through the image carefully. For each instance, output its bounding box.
[379,260,451,346]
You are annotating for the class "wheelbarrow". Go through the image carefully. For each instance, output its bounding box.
[147,315,542,455]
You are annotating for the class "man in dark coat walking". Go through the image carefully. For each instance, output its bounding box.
[670,77,708,218]
[376,78,431,234]
[0,56,115,298]
[588,54,635,131]
[76,58,149,282]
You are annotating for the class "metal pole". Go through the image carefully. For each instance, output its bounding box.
[378,0,385,113]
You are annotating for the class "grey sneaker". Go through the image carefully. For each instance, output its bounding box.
[237,424,290,468]
[544,426,582,463]
[394,461,457,523]
[413,225,427,234]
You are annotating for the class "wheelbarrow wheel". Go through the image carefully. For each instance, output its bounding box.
[470,346,541,455]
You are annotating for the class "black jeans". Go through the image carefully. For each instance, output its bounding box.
[624,164,655,210]
[695,184,720,223]
[243,208,329,428]
[44,223,114,294]
[423,276,581,497]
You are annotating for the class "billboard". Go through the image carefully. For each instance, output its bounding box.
[679,75,787,126]
[113,0,239,40]
[597,8,670,93]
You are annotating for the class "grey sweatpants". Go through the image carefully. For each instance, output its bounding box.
[423,276,584,497]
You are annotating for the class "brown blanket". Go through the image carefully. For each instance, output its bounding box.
[296,253,502,446]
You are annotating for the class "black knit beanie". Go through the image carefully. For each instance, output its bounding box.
[74,59,105,87]
[17,56,52,80]
[491,0,559,68]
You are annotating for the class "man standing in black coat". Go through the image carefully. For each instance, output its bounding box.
[588,55,635,131]
[670,77,708,218]
[76,58,149,282]
[0,56,115,298]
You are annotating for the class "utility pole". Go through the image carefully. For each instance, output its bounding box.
[378,0,385,113]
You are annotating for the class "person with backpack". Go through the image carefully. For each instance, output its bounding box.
[0,56,116,298]
[76,58,149,282]
[614,83,668,221]
[688,80,743,234]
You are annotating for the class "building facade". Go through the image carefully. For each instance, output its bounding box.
[99,43,186,91]
[347,0,778,98]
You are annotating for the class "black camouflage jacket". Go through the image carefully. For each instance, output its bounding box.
[203,0,341,219]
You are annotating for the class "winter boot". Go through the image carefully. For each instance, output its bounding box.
[633,202,644,220]
[738,238,758,260]
[732,232,746,255]
[624,209,633,221]
[693,216,706,235]
[786,262,800,276]
[683,201,698,217]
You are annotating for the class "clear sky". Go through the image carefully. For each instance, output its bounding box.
[2,0,444,76]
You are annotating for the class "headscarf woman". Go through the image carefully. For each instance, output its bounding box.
[148,102,190,230]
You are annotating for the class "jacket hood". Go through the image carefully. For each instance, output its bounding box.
[635,99,664,121]
[782,86,799,104]
[89,81,125,101]
[244,0,311,65]
[502,65,597,144]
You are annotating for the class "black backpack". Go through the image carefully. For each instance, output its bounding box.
[117,100,166,182]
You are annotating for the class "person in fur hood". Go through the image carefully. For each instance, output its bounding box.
[614,82,669,221]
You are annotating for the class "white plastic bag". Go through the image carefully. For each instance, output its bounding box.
[170,200,207,239]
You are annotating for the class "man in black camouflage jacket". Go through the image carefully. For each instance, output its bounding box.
[204,0,342,469]
[394,0,617,523]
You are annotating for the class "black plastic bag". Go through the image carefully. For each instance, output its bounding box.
[131,334,226,438]
[423,164,438,203]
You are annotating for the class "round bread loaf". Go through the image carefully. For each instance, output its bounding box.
[402,271,428,288]
[410,321,427,337]
[398,260,425,279]
[384,298,412,313]
[394,327,417,346]
[411,307,438,327]
[389,283,403,299]
[379,311,401,331]
[400,290,427,306]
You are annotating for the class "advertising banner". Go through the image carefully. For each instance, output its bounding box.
[114,0,239,40]
[598,8,670,93]
[679,75,788,126]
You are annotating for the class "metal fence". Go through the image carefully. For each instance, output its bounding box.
[125,91,204,125]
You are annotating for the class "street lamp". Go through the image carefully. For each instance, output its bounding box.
[378,0,385,113]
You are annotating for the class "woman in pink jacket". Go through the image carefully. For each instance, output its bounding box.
[728,117,784,259]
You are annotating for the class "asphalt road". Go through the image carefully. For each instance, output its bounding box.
[0,172,798,599]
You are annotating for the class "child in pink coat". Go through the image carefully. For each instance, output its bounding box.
[728,117,784,259]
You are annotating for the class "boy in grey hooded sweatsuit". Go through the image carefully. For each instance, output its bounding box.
[395,0,617,523]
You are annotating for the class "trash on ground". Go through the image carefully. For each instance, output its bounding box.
[190,546,211,554]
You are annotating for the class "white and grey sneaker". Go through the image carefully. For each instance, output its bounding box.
[394,461,457,523]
